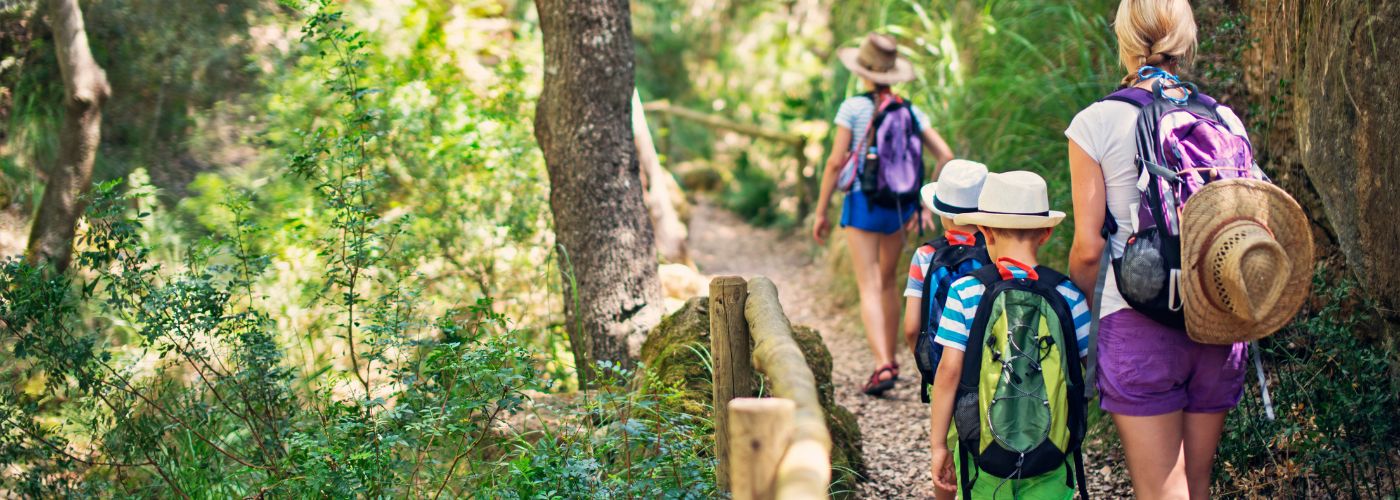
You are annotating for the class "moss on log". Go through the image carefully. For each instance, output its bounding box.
[639,290,865,495]
[639,296,713,417]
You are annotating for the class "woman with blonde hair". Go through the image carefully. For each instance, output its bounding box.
[1066,0,1250,497]
[814,33,955,396]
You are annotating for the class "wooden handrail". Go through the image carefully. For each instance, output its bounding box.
[642,101,817,219]
[710,276,831,500]
[745,277,831,500]
[643,100,805,145]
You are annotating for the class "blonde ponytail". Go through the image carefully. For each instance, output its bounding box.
[1114,0,1197,86]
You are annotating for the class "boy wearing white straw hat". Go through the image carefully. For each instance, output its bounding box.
[904,159,991,400]
[902,160,992,500]
[928,171,1093,500]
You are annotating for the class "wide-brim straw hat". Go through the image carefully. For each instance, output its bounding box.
[1182,179,1314,345]
[954,171,1066,229]
[837,33,916,85]
[920,159,988,218]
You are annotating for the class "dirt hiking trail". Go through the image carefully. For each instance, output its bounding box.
[687,201,1132,499]
[689,201,938,498]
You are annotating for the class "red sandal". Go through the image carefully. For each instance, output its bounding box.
[862,363,899,396]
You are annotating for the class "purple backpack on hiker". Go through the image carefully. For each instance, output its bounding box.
[1100,75,1266,328]
[854,93,924,208]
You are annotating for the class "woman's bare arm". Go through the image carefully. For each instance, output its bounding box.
[1067,139,1108,302]
[813,126,853,244]
[922,127,955,181]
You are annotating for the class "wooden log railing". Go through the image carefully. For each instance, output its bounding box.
[710,276,831,500]
[643,101,818,220]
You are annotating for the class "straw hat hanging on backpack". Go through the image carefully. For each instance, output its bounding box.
[1180,179,1314,344]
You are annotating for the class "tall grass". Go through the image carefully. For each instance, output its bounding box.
[851,0,1121,266]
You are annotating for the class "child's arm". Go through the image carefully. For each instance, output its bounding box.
[902,249,932,350]
[929,348,964,492]
[903,296,922,351]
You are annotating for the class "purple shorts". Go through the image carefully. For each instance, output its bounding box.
[1097,309,1248,416]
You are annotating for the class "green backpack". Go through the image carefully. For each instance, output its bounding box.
[952,265,1090,499]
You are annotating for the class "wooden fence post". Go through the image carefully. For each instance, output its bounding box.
[711,275,754,493]
[729,398,796,500]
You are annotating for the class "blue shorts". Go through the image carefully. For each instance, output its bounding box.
[840,190,917,234]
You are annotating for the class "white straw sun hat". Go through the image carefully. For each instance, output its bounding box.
[920,159,988,218]
[1181,179,1314,344]
[953,171,1066,229]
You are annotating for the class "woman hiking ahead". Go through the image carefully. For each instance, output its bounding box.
[814,33,954,396]
[1064,0,1312,497]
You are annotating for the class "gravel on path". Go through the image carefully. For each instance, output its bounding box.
[686,201,1133,499]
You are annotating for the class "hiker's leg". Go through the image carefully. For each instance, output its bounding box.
[876,227,906,354]
[1182,411,1227,499]
[1112,411,1189,500]
[846,227,896,375]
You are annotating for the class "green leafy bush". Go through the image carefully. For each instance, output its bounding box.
[1,3,716,496]
[1216,268,1400,498]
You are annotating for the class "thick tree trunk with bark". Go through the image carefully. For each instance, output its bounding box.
[26,0,110,271]
[534,0,664,379]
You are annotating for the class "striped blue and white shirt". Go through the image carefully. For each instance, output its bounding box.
[934,259,1092,358]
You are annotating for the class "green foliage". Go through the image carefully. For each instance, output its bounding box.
[0,0,264,205]
[486,363,717,499]
[1216,269,1400,497]
[722,155,793,229]
[877,0,1120,265]
[1,3,714,496]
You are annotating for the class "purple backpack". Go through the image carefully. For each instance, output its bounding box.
[1101,81,1265,328]
[856,93,924,208]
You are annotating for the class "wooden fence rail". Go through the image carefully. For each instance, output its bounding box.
[643,101,818,220]
[711,276,831,500]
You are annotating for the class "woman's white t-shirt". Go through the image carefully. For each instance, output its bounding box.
[1064,98,1249,319]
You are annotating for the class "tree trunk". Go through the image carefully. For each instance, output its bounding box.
[535,0,664,381]
[26,0,110,272]
[632,90,690,266]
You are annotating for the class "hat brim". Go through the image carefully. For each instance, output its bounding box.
[920,183,974,218]
[1181,179,1313,344]
[954,211,1065,229]
[920,183,938,213]
[837,47,917,84]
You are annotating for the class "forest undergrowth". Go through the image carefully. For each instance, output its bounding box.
[0,2,715,497]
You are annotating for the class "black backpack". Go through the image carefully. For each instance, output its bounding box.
[913,233,989,403]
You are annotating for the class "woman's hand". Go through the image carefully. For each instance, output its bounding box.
[921,209,937,231]
[902,209,936,233]
[813,212,832,244]
[930,446,957,492]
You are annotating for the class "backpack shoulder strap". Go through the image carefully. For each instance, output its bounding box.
[1193,91,1219,108]
[918,241,945,313]
[956,265,1004,391]
[1029,266,1069,295]
[1099,87,1152,108]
